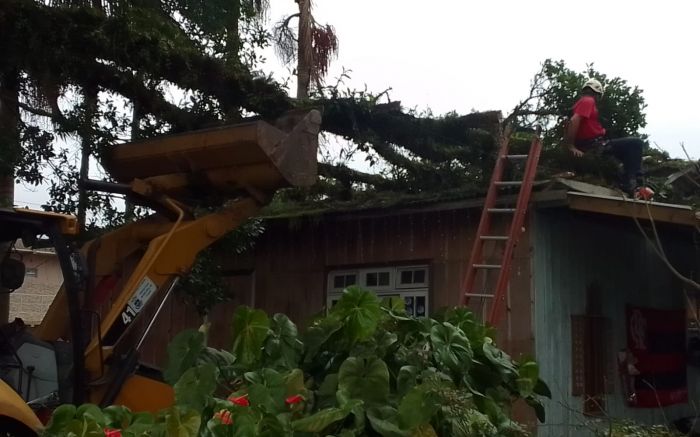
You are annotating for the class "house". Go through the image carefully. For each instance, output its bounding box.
[15,174,693,434]
[200,178,700,436]
[8,245,63,326]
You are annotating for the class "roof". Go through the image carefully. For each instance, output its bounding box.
[263,178,699,228]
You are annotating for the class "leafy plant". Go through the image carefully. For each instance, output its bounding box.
[43,287,550,436]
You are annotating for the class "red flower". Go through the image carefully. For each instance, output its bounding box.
[104,429,122,437]
[285,394,304,405]
[228,394,250,407]
[213,409,233,425]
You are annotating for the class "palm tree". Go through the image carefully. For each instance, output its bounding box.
[273,0,339,99]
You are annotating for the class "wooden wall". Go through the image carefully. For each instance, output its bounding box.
[139,205,536,375]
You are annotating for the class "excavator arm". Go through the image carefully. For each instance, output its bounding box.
[29,109,321,411]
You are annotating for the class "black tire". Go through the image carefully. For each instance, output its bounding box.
[0,417,38,437]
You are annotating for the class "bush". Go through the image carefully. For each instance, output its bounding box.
[43,287,550,436]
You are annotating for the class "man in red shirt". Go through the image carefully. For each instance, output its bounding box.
[564,79,646,197]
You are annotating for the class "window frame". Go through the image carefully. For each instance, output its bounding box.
[327,270,360,292]
[396,266,429,289]
[327,265,430,317]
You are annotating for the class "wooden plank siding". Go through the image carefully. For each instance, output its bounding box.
[533,208,699,437]
[214,206,536,359]
[137,205,537,370]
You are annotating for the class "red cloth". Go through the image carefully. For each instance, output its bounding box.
[573,95,606,141]
[626,305,687,408]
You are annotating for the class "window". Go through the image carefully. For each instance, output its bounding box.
[327,265,429,317]
[25,268,38,278]
[364,270,392,289]
[397,266,428,288]
[571,284,614,416]
[330,272,358,291]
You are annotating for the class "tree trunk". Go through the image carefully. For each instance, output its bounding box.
[225,2,242,68]
[296,0,312,100]
[0,70,20,324]
[124,98,142,220]
[77,88,97,231]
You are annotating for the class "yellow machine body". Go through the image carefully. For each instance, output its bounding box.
[0,110,321,432]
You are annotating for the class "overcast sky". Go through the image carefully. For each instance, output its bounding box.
[275,0,699,155]
[14,0,699,207]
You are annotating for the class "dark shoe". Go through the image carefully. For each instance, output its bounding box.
[619,178,637,197]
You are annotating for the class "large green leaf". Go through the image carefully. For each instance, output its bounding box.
[263,313,303,370]
[396,366,419,397]
[164,407,201,437]
[331,287,383,343]
[291,407,351,432]
[398,388,438,430]
[338,356,390,404]
[76,403,107,425]
[302,315,343,363]
[316,373,340,409]
[44,404,76,432]
[381,296,411,321]
[174,363,218,412]
[164,329,206,385]
[526,397,547,423]
[515,361,539,397]
[232,306,271,367]
[429,322,473,374]
[366,406,408,437]
[244,368,286,412]
[103,405,131,429]
[481,338,516,373]
[534,378,552,398]
[258,412,289,437]
[232,413,258,437]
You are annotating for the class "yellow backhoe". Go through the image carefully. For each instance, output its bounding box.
[0,110,321,435]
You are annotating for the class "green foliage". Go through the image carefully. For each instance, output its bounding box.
[518,59,650,186]
[178,218,266,315]
[232,306,270,368]
[45,287,550,436]
[594,421,684,437]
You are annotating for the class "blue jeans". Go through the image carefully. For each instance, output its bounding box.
[576,136,644,183]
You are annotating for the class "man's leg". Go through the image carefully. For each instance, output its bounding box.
[603,137,644,194]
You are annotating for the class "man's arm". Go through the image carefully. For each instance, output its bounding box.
[564,114,583,157]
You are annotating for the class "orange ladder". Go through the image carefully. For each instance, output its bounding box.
[461,131,542,326]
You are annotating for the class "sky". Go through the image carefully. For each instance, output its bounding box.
[14,0,700,208]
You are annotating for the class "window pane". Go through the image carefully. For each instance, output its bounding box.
[366,273,377,287]
[378,272,390,286]
[413,270,426,284]
[400,270,412,284]
[404,296,415,315]
[346,274,357,286]
[416,296,426,317]
[333,275,344,288]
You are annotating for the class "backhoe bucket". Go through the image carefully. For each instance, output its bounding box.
[102,110,321,202]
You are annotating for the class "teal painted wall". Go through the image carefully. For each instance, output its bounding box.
[533,208,700,437]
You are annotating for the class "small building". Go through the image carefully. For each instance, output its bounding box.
[8,245,63,326]
[208,179,700,436]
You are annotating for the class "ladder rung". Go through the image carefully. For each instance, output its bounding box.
[495,181,523,187]
[473,264,501,269]
[503,154,528,160]
[465,292,495,298]
[480,235,509,241]
[487,208,516,213]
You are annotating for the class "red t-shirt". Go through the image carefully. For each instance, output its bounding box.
[572,95,606,141]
